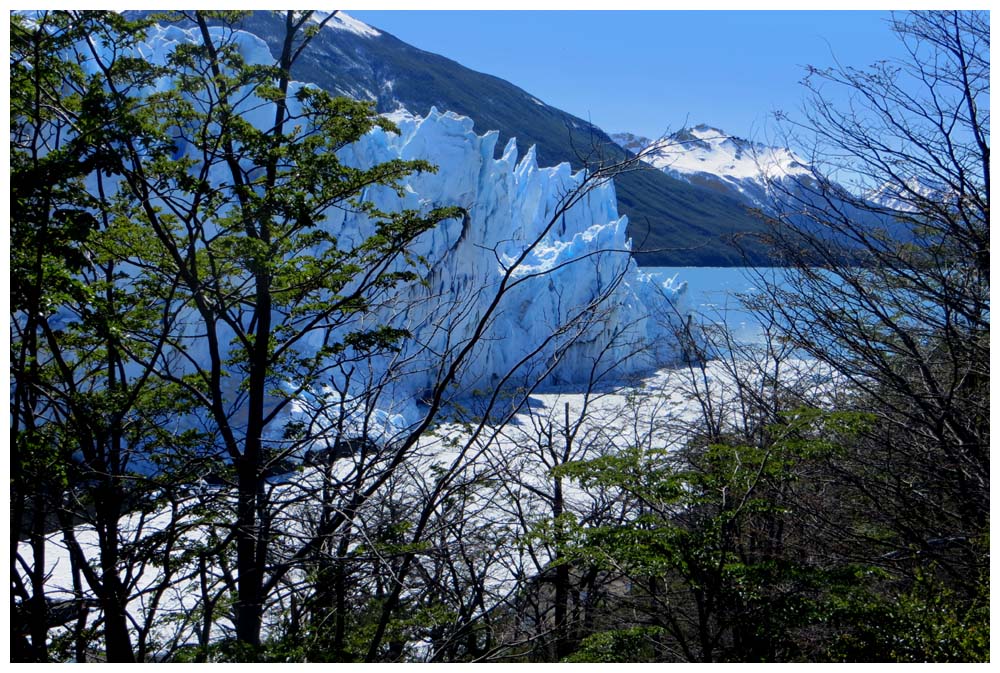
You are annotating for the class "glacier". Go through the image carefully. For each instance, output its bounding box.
[76,21,690,430]
[334,108,689,389]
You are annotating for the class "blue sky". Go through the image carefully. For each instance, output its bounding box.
[348,10,913,143]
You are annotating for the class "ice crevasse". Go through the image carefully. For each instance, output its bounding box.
[88,23,692,424]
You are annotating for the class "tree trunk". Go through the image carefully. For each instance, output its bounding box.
[97,490,135,663]
[234,455,264,650]
[27,488,50,662]
[552,402,572,660]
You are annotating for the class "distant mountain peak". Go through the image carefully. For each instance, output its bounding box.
[610,131,653,154]
[690,123,725,136]
[868,175,952,212]
[311,11,381,39]
[613,125,810,185]
[609,124,818,218]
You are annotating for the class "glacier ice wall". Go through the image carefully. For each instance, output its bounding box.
[77,22,690,424]
[334,108,689,395]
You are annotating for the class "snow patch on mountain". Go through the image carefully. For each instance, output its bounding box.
[311,10,381,39]
[868,176,952,213]
[615,125,810,181]
[612,125,812,207]
[611,131,651,155]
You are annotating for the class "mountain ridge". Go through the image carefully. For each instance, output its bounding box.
[611,125,813,212]
[129,10,778,266]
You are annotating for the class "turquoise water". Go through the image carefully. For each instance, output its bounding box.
[646,267,788,343]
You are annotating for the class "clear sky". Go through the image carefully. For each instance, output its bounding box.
[348,10,913,143]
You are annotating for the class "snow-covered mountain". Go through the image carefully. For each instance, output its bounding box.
[612,124,813,211]
[309,10,383,39]
[867,175,953,213]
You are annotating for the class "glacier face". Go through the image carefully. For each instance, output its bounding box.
[336,108,688,392]
[81,21,689,428]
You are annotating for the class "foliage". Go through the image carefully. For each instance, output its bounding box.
[10,8,462,660]
[11,10,209,662]
[548,397,987,662]
[563,626,666,663]
[757,9,989,655]
[825,565,990,662]
[547,409,871,662]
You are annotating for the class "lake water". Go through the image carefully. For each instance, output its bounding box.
[646,266,788,343]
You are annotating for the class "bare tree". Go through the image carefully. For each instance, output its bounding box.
[758,9,988,594]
